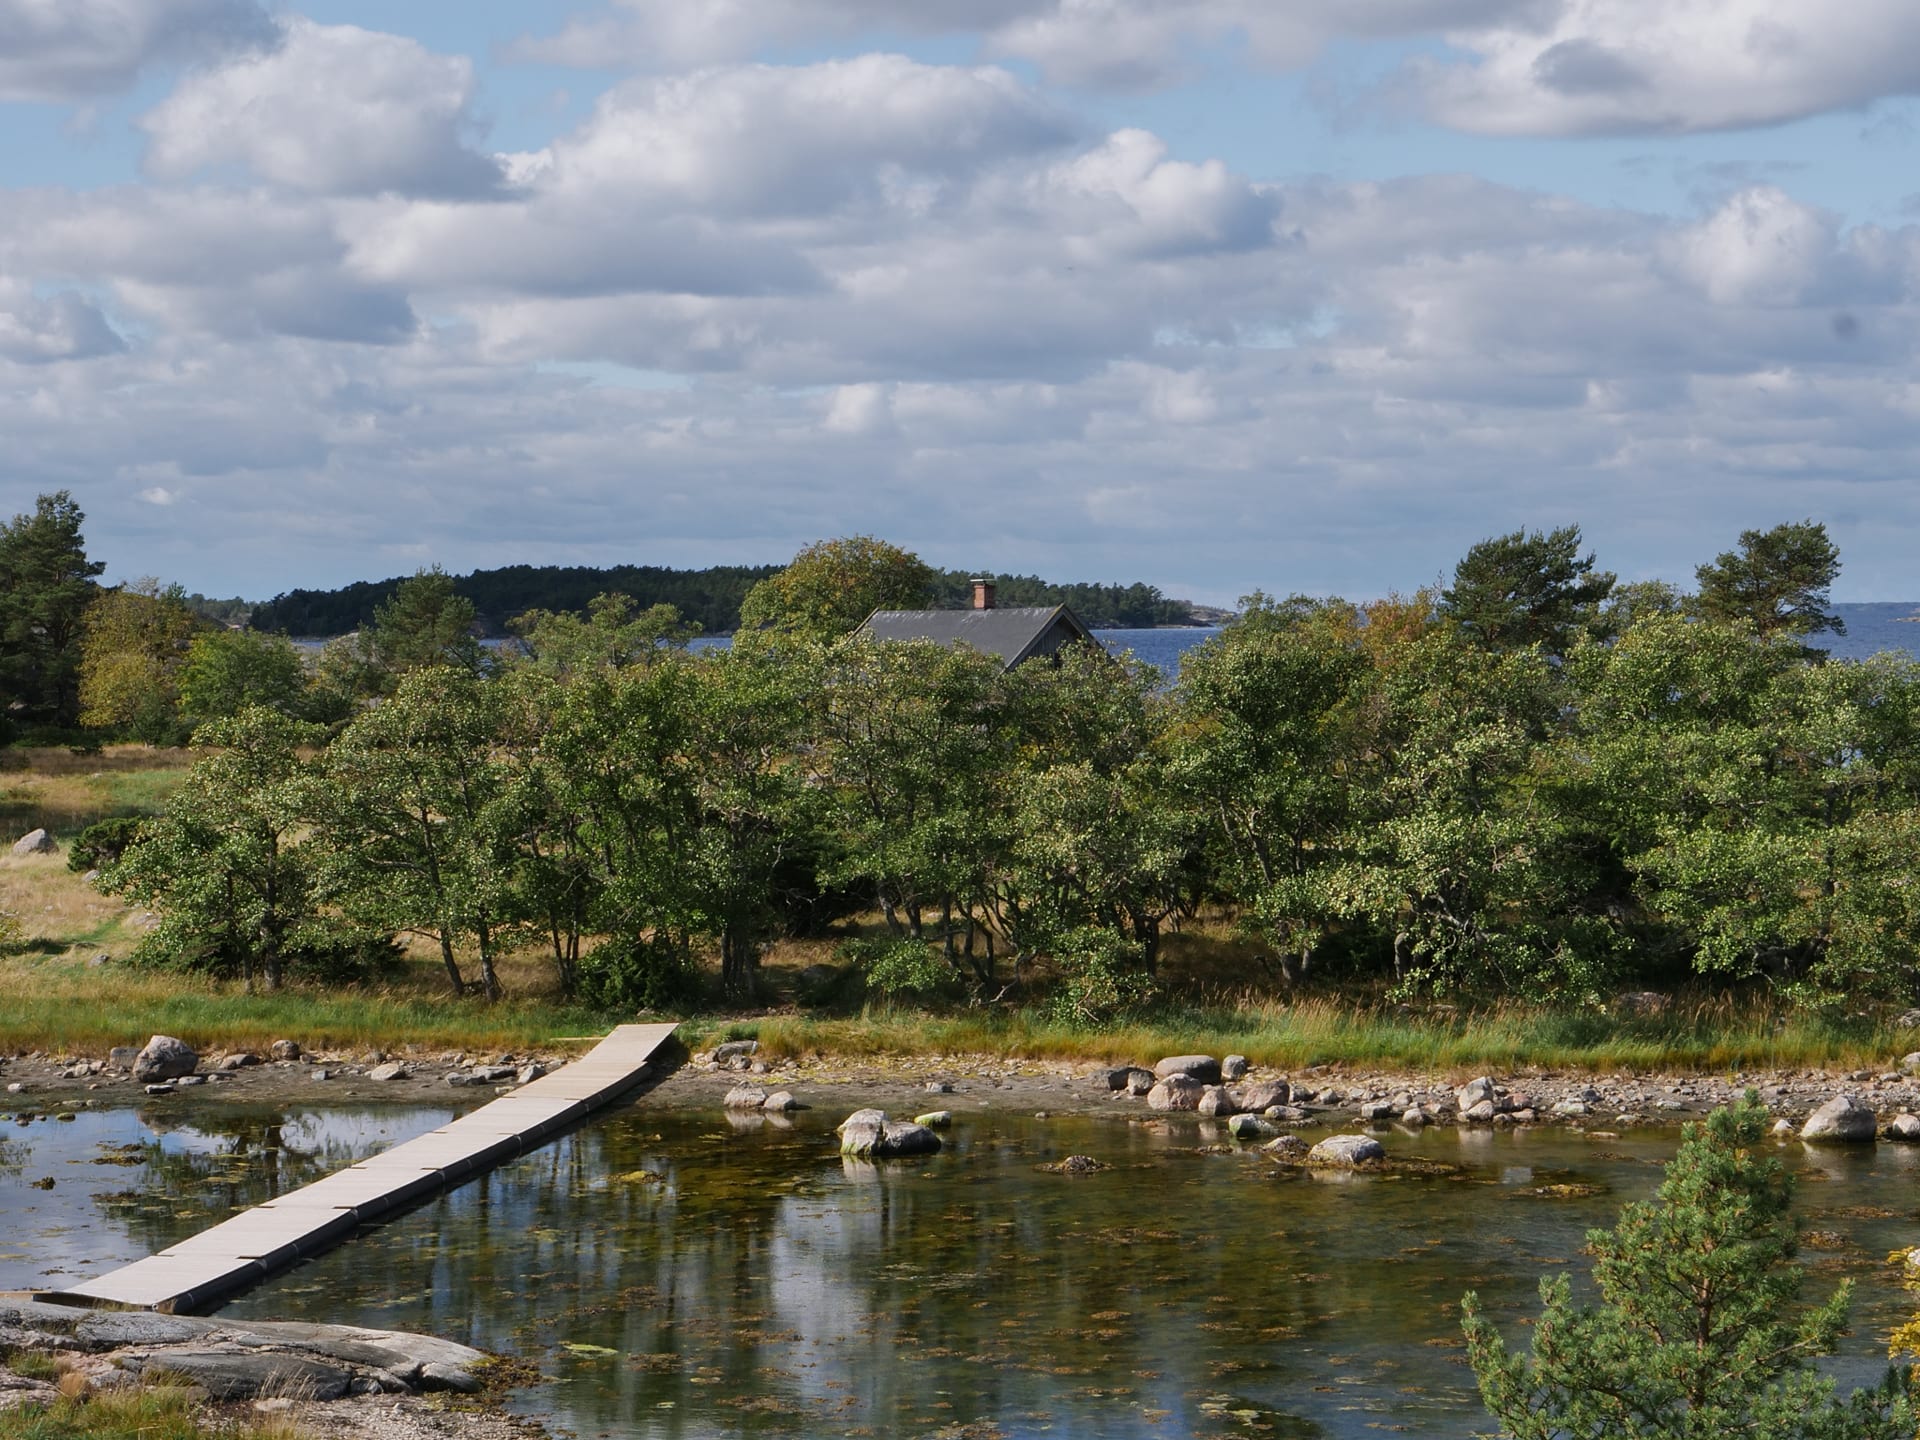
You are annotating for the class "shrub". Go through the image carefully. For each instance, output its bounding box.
[838,935,952,1002]
[67,816,146,873]
[1045,927,1156,1025]
[576,935,702,1012]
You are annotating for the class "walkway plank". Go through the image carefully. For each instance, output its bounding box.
[38,1022,676,1314]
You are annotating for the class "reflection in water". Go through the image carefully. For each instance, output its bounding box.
[5,1103,1917,1438]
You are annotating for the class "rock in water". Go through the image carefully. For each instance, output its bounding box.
[1146,1075,1209,1111]
[724,1085,770,1110]
[1262,1134,1310,1159]
[1228,1114,1277,1140]
[1455,1076,1497,1112]
[132,1035,197,1082]
[1153,1055,1222,1084]
[764,1091,803,1112]
[10,829,54,856]
[1801,1095,1877,1143]
[1308,1134,1386,1167]
[1887,1113,1920,1142]
[837,1109,942,1158]
[1197,1085,1237,1117]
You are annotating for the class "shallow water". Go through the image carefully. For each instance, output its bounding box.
[5,1102,1918,1438]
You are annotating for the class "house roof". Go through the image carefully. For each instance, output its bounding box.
[858,605,1096,669]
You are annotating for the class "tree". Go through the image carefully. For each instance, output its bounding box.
[314,668,519,999]
[177,629,307,726]
[77,580,201,743]
[509,592,697,678]
[1695,520,1845,645]
[101,708,346,991]
[1463,1094,1910,1440]
[0,491,104,726]
[1441,524,1615,654]
[370,567,486,678]
[737,536,935,641]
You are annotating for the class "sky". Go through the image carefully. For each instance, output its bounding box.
[4,2,1920,605]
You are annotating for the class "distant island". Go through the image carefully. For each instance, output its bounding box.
[249,562,1211,637]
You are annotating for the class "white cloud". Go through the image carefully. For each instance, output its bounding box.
[0,279,123,362]
[0,0,273,102]
[1409,0,1920,135]
[141,18,503,197]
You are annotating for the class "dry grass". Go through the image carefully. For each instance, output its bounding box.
[0,1384,306,1440]
[0,744,192,841]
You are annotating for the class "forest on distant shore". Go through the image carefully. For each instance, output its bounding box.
[247,562,1200,637]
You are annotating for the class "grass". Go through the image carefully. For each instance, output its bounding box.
[0,744,193,840]
[0,1386,303,1440]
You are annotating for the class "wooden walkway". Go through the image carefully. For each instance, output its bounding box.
[39,1022,677,1314]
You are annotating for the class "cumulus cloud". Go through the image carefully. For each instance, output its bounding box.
[0,0,273,102]
[520,0,1532,88]
[141,18,503,197]
[0,279,123,362]
[1408,0,1920,135]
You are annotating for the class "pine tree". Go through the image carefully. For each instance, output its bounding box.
[0,491,105,726]
[1463,1094,1911,1440]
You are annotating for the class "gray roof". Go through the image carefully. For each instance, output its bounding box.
[857,605,1096,669]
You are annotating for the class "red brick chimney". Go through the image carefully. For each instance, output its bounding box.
[971,577,996,611]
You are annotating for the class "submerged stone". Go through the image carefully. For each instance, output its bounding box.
[837,1109,942,1158]
[1802,1095,1877,1143]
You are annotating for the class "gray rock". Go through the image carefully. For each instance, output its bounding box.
[11,829,54,857]
[724,1085,770,1110]
[1092,1066,1134,1091]
[1897,1009,1920,1030]
[1196,1085,1237,1117]
[1456,1076,1497,1111]
[764,1091,804,1112]
[1221,1055,1249,1082]
[837,1109,942,1158]
[1462,1099,1497,1124]
[1802,1095,1877,1143]
[1263,1104,1312,1122]
[926,1081,954,1094]
[143,1083,175,1096]
[219,1052,262,1070]
[713,1040,760,1064]
[175,1075,205,1088]
[1262,1134,1311,1159]
[1552,1099,1589,1117]
[1772,1117,1796,1136]
[1146,1075,1209,1111]
[108,1046,139,1069]
[1227,1114,1277,1140]
[1887,1113,1920,1142]
[1123,1067,1156,1096]
[1235,1079,1290,1111]
[132,1035,198,1082]
[366,1062,409,1082]
[310,1069,331,1082]
[1153,1054,1222,1084]
[1902,1052,1920,1073]
[1308,1134,1386,1167]
[119,1351,355,1402]
[1615,990,1671,1017]
[1358,1101,1398,1122]
[419,1363,480,1394]
[1400,1107,1430,1128]
[444,1072,470,1087]
[516,1062,545,1084]
[269,1040,301,1062]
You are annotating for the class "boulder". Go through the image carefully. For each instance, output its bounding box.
[268,1040,301,1063]
[516,1062,545,1084]
[218,1052,262,1071]
[1801,1094,1877,1143]
[1146,1075,1209,1111]
[1092,1067,1134,1091]
[1221,1055,1249,1082]
[1897,1009,1920,1030]
[1902,1053,1920,1073]
[366,1061,409,1083]
[913,1110,952,1129]
[1227,1114,1277,1140]
[1263,1104,1312,1122]
[1399,1107,1430,1128]
[1262,1134,1310,1160]
[11,829,54,857]
[1455,1076,1497,1111]
[143,1083,175,1096]
[764,1091,803,1112]
[1153,1055,1222,1084]
[118,1352,356,1402]
[1887,1113,1920,1143]
[1551,1100,1589,1117]
[108,1046,139,1070]
[1196,1085,1237,1117]
[1358,1101,1398,1122]
[1235,1079,1290,1111]
[1462,1100,1497,1124]
[724,1085,770,1110]
[1615,990,1671,1018]
[713,1040,760,1064]
[1123,1068,1156,1096]
[1307,1134,1386,1168]
[837,1109,942,1158]
[132,1035,197,1082]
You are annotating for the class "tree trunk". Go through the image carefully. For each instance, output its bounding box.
[438,927,466,995]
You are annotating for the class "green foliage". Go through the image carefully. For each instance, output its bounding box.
[1463,1094,1911,1440]
[176,628,306,725]
[1695,519,1845,644]
[67,816,147,873]
[0,491,104,727]
[840,935,952,1001]
[77,580,200,743]
[1441,523,1616,654]
[575,934,701,1012]
[738,536,935,641]
[510,591,698,678]
[1045,926,1157,1024]
[370,566,486,678]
